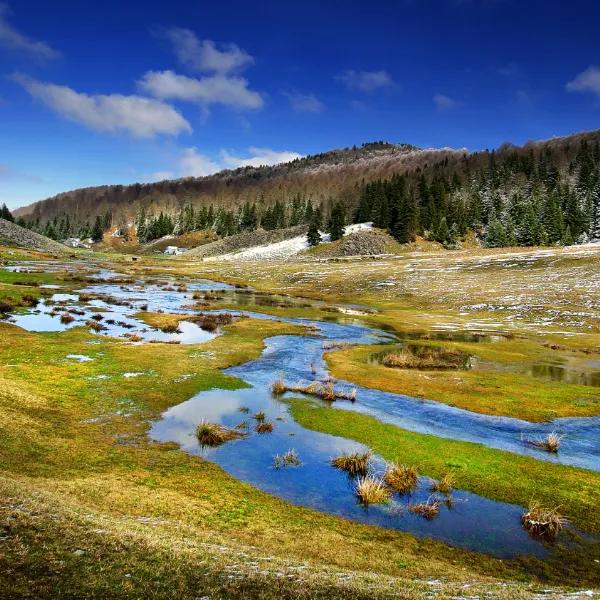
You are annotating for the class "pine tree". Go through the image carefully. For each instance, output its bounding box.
[329,202,345,241]
[1,203,14,222]
[484,218,508,248]
[307,211,322,246]
[91,216,104,242]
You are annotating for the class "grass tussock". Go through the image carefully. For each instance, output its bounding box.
[431,472,455,494]
[60,313,75,324]
[526,431,564,453]
[195,421,245,446]
[522,501,567,539]
[86,320,106,331]
[409,496,441,519]
[355,476,391,505]
[273,449,302,468]
[331,451,371,476]
[380,344,470,370]
[0,299,15,314]
[191,312,234,332]
[277,380,357,402]
[253,410,266,421]
[255,421,274,434]
[160,323,181,333]
[383,463,418,494]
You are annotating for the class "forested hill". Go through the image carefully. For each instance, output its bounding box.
[13,129,600,249]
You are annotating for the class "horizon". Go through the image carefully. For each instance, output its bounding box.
[1,0,600,209]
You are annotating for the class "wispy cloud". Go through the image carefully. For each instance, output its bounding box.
[335,69,392,92]
[284,91,324,113]
[433,93,459,111]
[13,74,191,138]
[176,146,303,177]
[566,66,600,100]
[138,70,263,110]
[0,2,59,60]
[160,27,253,74]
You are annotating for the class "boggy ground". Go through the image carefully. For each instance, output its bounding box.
[1,244,600,598]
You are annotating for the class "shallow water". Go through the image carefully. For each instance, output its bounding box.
[6,265,600,556]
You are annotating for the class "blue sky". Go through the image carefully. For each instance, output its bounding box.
[1,0,600,209]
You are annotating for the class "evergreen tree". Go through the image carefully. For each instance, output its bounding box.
[307,210,322,246]
[329,202,346,241]
[484,218,508,248]
[0,203,14,222]
[91,216,104,242]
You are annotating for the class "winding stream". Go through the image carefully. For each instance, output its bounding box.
[5,266,600,559]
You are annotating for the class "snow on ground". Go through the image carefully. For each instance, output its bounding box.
[206,222,373,261]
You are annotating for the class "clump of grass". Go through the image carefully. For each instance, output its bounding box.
[273,449,302,469]
[192,312,234,332]
[383,463,418,494]
[86,320,106,331]
[124,333,143,342]
[253,410,266,421]
[235,421,249,430]
[331,451,371,476]
[526,431,563,453]
[21,294,39,307]
[409,496,441,519]
[90,313,104,321]
[238,406,250,413]
[355,476,391,505]
[160,323,180,333]
[431,472,455,494]
[195,421,244,446]
[0,299,15,314]
[255,421,274,434]
[60,313,75,324]
[271,377,286,395]
[379,344,469,370]
[283,381,357,402]
[139,303,148,311]
[521,501,567,539]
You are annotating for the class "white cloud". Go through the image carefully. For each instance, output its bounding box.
[284,91,324,113]
[0,2,59,59]
[566,66,600,100]
[335,69,392,92]
[433,93,459,111]
[13,74,191,138]
[176,146,303,178]
[138,70,263,110]
[161,27,253,73]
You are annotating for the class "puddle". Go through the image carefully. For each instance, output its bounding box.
[65,354,93,362]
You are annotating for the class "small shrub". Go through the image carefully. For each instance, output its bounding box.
[521,501,567,539]
[161,323,180,333]
[255,421,274,434]
[60,313,75,324]
[90,313,104,322]
[196,421,244,446]
[331,451,371,476]
[384,463,418,494]
[273,449,301,469]
[355,476,391,505]
[409,496,441,519]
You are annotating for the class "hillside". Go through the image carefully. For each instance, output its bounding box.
[0,218,68,255]
[13,128,600,254]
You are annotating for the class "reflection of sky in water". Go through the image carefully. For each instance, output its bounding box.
[5,265,599,556]
[151,384,549,559]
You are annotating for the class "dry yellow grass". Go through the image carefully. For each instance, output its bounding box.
[355,476,391,505]
[383,463,418,494]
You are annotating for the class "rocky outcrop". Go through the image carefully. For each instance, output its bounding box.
[0,219,68,254]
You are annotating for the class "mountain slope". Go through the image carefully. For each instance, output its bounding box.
[14,142,459,226]
[0,218,68,254]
